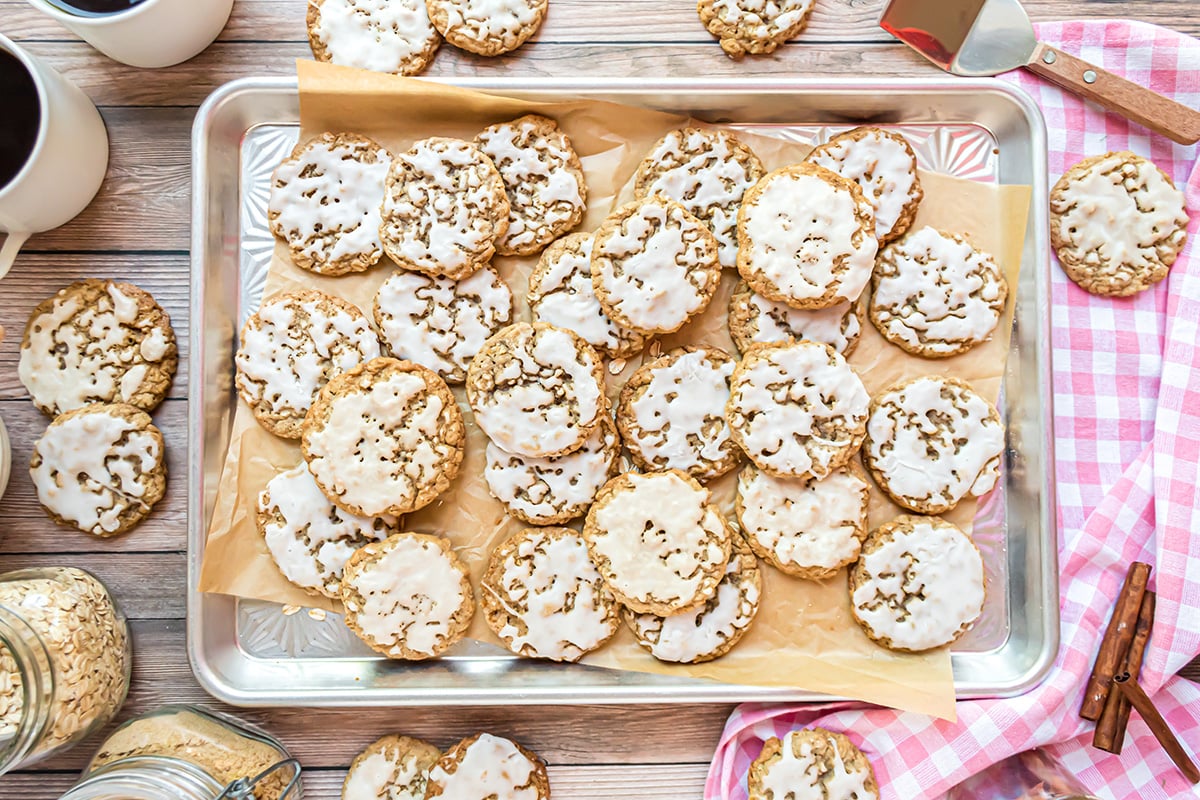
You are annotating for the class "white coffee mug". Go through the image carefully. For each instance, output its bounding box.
[0,413,9,503]
[25,0,235,69]
[0,34,109,280]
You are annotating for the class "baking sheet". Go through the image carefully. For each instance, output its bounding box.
[196,63,1031,720]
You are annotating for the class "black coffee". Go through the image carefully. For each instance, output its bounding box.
[43,0,146,16]
[0,50,40,191]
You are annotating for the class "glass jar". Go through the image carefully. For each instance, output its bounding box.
[64,705,303,800]
[0,567,131,773]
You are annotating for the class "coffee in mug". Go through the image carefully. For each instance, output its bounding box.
[42,0,146,15]
[0,49,40,191]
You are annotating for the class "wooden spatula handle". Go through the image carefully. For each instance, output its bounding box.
[1027,42,1200,145]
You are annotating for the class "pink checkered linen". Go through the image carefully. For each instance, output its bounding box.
[707,20,1200,800]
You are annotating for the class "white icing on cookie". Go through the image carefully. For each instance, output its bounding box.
[760,731,875,800]
[625,349,735,476]
[736,466,868,575]
[808,129,919,241]
[343,748,428,800]
[710,0,814,34]
[587,471,730,612]
[735,289,861,355]
[593,197,720,334]
[852,518,985,652]
[739,166,877,306]
[872,227,1006,356]
[269,135,390,270]
[429,734,541,800]
[484,419,618,523]
[374,266,512,383]
[727,342,869,479]
[313,0,438,75]
[865,377,1004,512]
[486,529,617,661]
[31,409,161,535]
[258,463,395,598]
[343,534,469,658]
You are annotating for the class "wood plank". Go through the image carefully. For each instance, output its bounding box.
[0,553,185,619]
[0,254,190,399]
[0,763,710,799]
[0,399,188,554]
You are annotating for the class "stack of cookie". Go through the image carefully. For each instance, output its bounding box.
[20,279,177,538]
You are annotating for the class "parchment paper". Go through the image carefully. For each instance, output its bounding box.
[200,60,1032,720]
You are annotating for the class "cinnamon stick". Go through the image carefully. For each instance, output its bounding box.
[1113,673,1200,784]
[1081,561,1151,720]
[1093,590,1155,753]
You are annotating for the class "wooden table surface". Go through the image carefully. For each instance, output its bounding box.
[1,1,1198,797]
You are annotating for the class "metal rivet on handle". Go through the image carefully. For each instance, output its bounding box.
[1042,50,1057,64]
[1083,70,1098,84]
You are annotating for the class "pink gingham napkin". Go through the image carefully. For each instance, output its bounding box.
[707,20,1200,800]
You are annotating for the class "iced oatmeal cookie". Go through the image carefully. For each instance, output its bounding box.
[862,375,1004,515]
[633,127,765,269]
[849,515,985,653]
[340,532,474,660]
[268,132,391,276]
[466,322,607,458]
[301,357,465,517]
[426,733,550,800]
[726,341,869,480]
[737,163,877,310]
[476,114,587,256]
[697,0,816,59]
[373,266,513,384]
[481,526,621,662]
[583,470,732,616]
[30,403,166,537]
[1050,151,1188,297]
[426,0,548,56]
[727,280,863,357]
[591,196,722,335]
[19,279,177,417]
[235,290,380,439]
[870,227,1008,358]
[342,734,441,800]
[257,462,398,600]
[380,137,509,280]
[307,0,441,76]
[616,346,740,481]
[749,728,879,800]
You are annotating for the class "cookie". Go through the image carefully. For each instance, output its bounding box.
[29,403,166,537]
[806,127,923,244]
[342,734,441,800]
[268,132,391,276]
[870,227,1008,358]
[466,322,608,458]
[380,137,510,281]
[373,266,513,384]
[862,375,1004,515]
[849,515,985,653]
[737,163,878,310]
[1050,151,1188,297]
[623,537,761,664]
[526,232,646,359]
[257,462,399,600]
[426,733,550,800]
[484,414,621,525]
[734,463,869,580]
[583,470,732,616]
[476,115,587,256]
[591,196,722,335]
[235,290,381,440]
[340,532,474,660]
[481,527,621,662]
[726,341,869,480]
[307,0,441,76]
[749,728,879,800]
[727,280,863,357]
[19,279,177,417]
[616,346,741,481]
[633,127,765,269]
[425,0,548,56]
[698,0,815,59]
[302,357,465,517]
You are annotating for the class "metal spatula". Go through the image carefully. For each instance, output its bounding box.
[880,0,1200,145]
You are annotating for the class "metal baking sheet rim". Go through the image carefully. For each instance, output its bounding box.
[188,76,1059,707]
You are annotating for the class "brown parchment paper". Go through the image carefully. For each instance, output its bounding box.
[200,60,1033,720]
